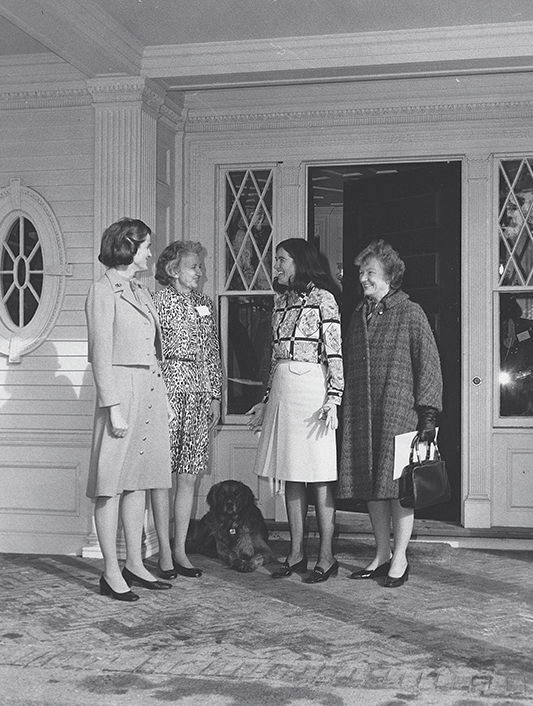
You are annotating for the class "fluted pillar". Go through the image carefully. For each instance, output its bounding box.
[87,77,165,274]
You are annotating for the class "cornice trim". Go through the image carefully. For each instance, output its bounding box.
[185,100,533,132]
[0,88,91,110]
[87,76,166,110]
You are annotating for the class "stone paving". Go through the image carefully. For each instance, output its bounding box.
[0,534,532,705]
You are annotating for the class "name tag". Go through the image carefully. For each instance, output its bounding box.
[195,305,211,317]
[517,330,531,342]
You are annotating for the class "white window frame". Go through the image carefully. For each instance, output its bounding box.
[218,165,276,424]
[494,157,533,427]
[0,179,70,363]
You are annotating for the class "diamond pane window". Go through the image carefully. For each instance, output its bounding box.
[499,159,533,286]
[1,216,43,328]
[224,169,273,292]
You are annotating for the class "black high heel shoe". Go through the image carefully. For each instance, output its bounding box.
[303,560,339,584]
[99,575,139,602]
[349,559,391,580]
[173,560,202,578]
[383,564,409,588]
[158,562,178,580]
[271,556,308,579]
[122,567,172,590]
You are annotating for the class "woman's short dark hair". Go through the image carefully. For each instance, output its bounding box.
[98,218,151,268]
[274,238,334,295]
[155,240,205,286]
[354,239,405,291]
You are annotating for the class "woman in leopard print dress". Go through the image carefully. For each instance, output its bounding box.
[151,241,222,579]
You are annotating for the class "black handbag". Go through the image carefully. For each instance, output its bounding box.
[398,436,451,509]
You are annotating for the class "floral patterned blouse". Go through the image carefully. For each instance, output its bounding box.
[152,286,222,398]
[265,285,344,404]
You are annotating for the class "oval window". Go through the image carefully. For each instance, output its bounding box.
[0,179,70,363]
[1,216,44,328]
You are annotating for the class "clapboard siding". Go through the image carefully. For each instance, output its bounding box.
[0,99,94,438]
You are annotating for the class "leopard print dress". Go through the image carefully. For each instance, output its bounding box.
[152,286,222,475]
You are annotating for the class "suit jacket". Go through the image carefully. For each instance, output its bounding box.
[86,268,164,408]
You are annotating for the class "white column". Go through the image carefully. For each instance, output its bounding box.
[87,77,165,285]
[463,154,493,528]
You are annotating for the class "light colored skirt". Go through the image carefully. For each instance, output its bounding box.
[87,361,172,498]
[254,360,337,483]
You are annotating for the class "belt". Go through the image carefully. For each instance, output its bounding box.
[166,355,203,363]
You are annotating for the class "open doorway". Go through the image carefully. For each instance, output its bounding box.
[309,162,461,522]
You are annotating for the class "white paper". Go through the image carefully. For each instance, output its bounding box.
[393,428,439,480]
[195,305,211,317]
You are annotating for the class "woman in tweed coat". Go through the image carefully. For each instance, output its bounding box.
[338,240,442,588]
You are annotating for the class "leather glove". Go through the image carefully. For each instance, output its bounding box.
[417,406,437,443]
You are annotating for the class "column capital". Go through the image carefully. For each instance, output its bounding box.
[87,76,166,113]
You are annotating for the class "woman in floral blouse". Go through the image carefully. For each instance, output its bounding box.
[151,241,222,579]
[248,239,344,584]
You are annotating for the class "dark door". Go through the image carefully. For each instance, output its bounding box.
[342,162,461,521]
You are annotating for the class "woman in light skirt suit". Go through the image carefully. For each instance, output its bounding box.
[248,239,344,584]
[86,218,173,601]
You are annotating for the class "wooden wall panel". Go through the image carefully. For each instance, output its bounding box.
[0,95,95,553]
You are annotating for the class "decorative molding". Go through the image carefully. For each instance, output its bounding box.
[0,88,91,110]
[185,100,533,132]
[87,77,165,110]
[0,429,92,447]
[0,461,80,516]
[465,154,491,181]
[159,102,185,130]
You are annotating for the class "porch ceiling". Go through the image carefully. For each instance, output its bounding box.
[0,0,533,92]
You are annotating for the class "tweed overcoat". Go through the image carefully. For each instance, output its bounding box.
[337,289,442,501]
[86,269,171,498]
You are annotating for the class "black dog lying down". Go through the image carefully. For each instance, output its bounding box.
[188,480,278,572]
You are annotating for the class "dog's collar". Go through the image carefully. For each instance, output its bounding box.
[229,521,239,535]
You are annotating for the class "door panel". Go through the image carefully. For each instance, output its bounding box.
[342,162,462,521]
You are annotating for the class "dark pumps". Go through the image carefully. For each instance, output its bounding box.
[122,567,172,590]
[99,575,139,602]
[271,556,308,579]
[349,559,391,580]
[303,560,339,584]
[384,564,409,588]
[173,560,202,578]
[156,559,202,579]
[158,562,178,580]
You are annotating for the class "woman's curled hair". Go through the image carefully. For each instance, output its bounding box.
[155,240,205,286]
[274,238,335,295]
[354,239,405,291]
[98,218,151,268]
